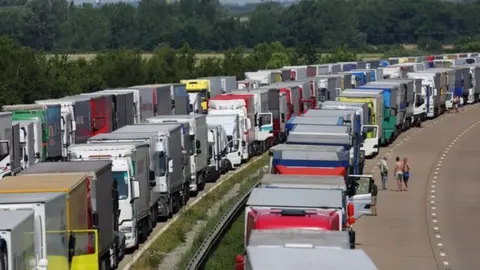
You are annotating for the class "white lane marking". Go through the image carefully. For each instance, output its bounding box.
[431,195,435,198]
[432,213,436,216]
[433,220,438,223]
[444,262,449,266]
[431,201,435,204]
[440,253,446,257]
[436,235,441,239]
[432,206,436,210]
[434,227,439,231]
[438,243,443,246]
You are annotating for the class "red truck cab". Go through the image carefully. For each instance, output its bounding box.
[244,208,340,246]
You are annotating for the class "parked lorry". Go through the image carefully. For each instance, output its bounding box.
[207,122,229,180]
[82,90,135,130]
[244,71,276,86]
[259,174,372,220]
[338,62,358,72]
[88,124,189,218]
[270,81,314,112]
[237,79,260,90]
[229,89,283,146]
[407,71,443,118]
[0,174,93,268]
[181,78,224,111]
[455,65,480,103]
[129,84,173,116]
[283,66,308,81]
[3,104,62,162]
[76,93,114,136]
[339,90,390,144]
[20,160,121,268]
[0,210,36,270]
[309,63,342,75]
[206,114,243,168]
[382,64,412,79]
[245,188,352,244]
[201,76,237,94]
[208,94,256,159]
[96,88,146,124]
[240,245,378,270]
[361,80,415,131]
[69,142,150,250]
[145,115,208,193]
[150,83,190,115]
[35,95,91,152]
[0,113,21,177]
[14,120,35,169]
[384,78,426,125]
[413,69,448,115]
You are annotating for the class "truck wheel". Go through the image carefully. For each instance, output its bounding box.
[198,174,206,191]
[183,184,190,206]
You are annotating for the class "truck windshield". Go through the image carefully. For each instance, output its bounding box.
[0,141,9,162]
[112,171,129,200]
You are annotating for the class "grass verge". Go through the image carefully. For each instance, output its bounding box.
[132,154,268,269]
[203,210,245,270]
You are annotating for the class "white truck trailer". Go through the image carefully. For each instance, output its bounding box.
[69,142,150,250]
[88,124,188,218]
[0,210,36,270]
[145,115,208,193]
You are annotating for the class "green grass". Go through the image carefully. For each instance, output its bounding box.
[204,210,245,270]
[175,157,267,269]
[132,154,269,269]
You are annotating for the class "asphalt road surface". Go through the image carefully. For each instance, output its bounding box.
[356,103,480,270]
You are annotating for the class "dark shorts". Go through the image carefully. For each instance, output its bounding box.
[404,172,410,182]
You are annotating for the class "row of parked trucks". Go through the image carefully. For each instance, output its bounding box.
[1,52,480,269]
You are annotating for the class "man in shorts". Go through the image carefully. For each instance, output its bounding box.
[394,156,405,191]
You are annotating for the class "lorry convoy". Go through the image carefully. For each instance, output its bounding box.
[0,54,478,269]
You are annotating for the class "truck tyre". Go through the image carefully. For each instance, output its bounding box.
[198,174,206,191]
[348,230,356,249]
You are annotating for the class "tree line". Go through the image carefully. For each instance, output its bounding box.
[2,0,480,52]
[0,37,361,108]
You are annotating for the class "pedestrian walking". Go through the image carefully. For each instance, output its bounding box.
[378,155,388,190]
[453,95,459,113]
[403,157,411,191]
[394,156,405,191]
[370,178,378,216]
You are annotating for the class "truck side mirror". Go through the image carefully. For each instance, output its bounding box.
[35,152,40,159]
[92,211,99,227]
[68,232,76,262]
[149,170,155,181]
[132,181,140,200]
[241,140,246,147]
[195,140,201,149]
[168,159,174,173]
[24,155,28,162]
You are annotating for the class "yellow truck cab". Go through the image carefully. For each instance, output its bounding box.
[182,78,224,111]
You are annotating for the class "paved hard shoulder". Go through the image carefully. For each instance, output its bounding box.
[354,105,480,270]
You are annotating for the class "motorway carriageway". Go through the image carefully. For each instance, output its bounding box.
[356,103,480,270]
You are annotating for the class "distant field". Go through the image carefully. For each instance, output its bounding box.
[62,52,384,61]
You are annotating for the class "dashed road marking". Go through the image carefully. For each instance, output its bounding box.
[443,261,449,266]
[438,243,443,247]
[440,253,446,257]
[436,235,441,239]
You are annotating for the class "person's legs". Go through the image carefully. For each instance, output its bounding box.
[381,174,387,190]
[396,172,403,191]
[371,196,377,216]
[404,174,409,191]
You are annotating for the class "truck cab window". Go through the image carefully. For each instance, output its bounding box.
[227,135,239,152]
[112,171,129,200]
[208,145,213,160]
[0,141,9,161]
[157,153,167,176]
[0,238,7,270]
[188,135,195,155]
[258,114,272,127]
